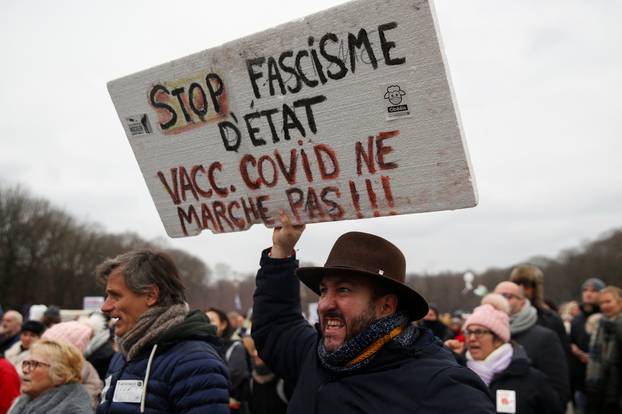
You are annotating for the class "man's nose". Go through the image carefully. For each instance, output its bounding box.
[101,297,113,313]
[318,292,336,312]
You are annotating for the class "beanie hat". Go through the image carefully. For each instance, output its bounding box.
[42,321,93,353]
[481,293,511,315]
[21,320,46,336]
[464,304,510,343]
[582,278,606,292]
[43,306,61,318]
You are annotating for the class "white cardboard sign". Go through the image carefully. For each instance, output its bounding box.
[108,0,477,237]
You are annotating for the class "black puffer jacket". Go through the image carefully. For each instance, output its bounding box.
[252,249,495,414]
[488,344,564,414]
[512,323,570,407]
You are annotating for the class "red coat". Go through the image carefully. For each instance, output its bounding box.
[0,358,20,414]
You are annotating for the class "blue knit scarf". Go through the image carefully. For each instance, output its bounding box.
[317,312,416,373]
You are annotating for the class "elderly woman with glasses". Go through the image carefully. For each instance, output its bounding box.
[8,339,91,414]
[446,304,563,414]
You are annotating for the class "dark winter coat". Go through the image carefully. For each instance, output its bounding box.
[96,311,229,414]
[586,315,622,414]
[537,306,571,358]
[569,304,599,392]
[252,250,496,414]
[512,323,570,408]
[488,344,564,414]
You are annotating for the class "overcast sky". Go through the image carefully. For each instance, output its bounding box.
[1,0,620,278]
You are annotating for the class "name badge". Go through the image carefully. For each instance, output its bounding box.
[496,389,516,413]
[113,380,144,403]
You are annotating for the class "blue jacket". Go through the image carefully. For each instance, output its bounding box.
[252,250,496,414]
[97,311,230,414]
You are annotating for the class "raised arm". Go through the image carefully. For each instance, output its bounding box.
[251,211,317,382]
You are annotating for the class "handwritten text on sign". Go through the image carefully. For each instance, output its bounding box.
[108,0,477,237]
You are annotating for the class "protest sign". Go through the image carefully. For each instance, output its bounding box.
[108,0,477,237]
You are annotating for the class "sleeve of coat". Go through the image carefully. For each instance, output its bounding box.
[531,368,564,414]
[535,328,570,405]
[420,365,496,413]
[251,248,317,382]
[169,345,231,414]
[227,341,249,390]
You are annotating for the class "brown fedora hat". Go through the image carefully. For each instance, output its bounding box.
[296,231,429,320]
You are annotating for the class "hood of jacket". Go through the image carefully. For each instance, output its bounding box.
[135,310,221,359]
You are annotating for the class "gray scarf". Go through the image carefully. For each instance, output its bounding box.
[8,382,91,414]
[510,299,538,334]
[117,304,188,361]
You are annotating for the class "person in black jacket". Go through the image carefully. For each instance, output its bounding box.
[569,277,604,413]
[494,281,570,408]
[509,265,571,359]
[450,304,563,414]
[251,211,495,414]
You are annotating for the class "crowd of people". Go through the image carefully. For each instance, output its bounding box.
[0,218,620,413]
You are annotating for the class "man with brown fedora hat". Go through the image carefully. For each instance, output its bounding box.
[251,212,495,413]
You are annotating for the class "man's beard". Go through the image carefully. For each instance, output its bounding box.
[319,301,378,352]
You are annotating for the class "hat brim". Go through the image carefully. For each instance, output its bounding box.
[296,266,429,321]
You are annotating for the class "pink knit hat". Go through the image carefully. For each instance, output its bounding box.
[464,304,510,343]
[42,321,93,353]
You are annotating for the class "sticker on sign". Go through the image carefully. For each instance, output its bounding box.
[108,0,477,237]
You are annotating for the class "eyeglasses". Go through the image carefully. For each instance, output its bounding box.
[22,360,51,370]
[465,329,492,338]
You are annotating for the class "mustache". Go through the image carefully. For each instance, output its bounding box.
[318,310,344,320]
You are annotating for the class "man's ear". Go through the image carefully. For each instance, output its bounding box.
[146,285,160,307]
[377,294,398,317]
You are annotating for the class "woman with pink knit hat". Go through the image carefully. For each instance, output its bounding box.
[42,321,103,410]
[460,304,563,414]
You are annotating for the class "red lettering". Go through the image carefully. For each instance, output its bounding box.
[314,144,339,180]
[256,195,274,225]
[258,155,278,187]
[286,188,305,222]
[213,201,234,231]
[274,148,298,184]
[158,169,181,204]
[348,181,363,218]
[355,136,376,176]
[320,186,344,219]
[381,175,397,214]
[376,130,399,170]
[365,179,380,217]
[179,166,199,202]
[177,204,200,236]
[191,165,212,198]
[227,201,246,230]
[239,155,260,190]
[201,202,220,232]
[208,162,228,197]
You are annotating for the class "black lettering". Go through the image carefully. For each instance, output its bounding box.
[295,50,318,88]
[205,73,224,114]
[246,57,265,99]
[378,22,405,66]
[267,57,286,96]
[320,33,348,80]
[171,87,192,122]
[188,82,207,119]
[278,51,302,94]
[149,85,177,130]
[244,111,266,146]
[293,95,326,135]
[347,29,378,73]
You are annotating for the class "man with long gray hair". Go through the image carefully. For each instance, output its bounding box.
[96,249,229,414]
